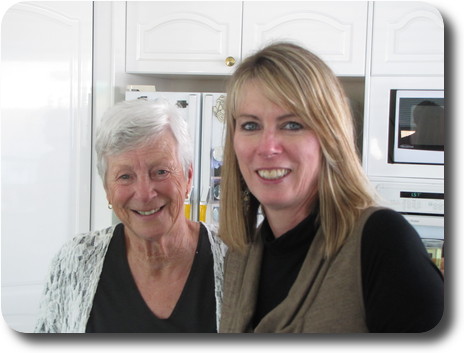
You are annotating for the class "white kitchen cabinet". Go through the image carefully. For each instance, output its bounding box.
[126,1,368,76]
[1,1,93,332]
[242,1,368,76]
[371,2,444,76]
[125,1,242,75]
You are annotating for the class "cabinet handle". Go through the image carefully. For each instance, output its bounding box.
[225,56,236,67]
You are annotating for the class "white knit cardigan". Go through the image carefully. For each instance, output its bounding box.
[34,223,227,333]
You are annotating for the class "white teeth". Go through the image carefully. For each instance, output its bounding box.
[257,169,289,180]
[136,208,160,216]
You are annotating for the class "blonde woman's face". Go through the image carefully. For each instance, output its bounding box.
[234,82,321,226]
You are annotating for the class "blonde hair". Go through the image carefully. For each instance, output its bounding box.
[219,42,377,257]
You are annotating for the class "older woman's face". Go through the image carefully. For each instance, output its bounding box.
[234,82,321,223]
[105,130,192,241]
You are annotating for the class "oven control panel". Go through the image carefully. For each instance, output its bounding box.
[374,182,444,216]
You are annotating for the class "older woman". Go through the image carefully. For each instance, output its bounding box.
[35,99,226,333]
[218,42,443,333]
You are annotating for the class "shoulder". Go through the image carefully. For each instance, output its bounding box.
[62,225,116,251]
[362,208,423,250]
[364,208,414,231]
[52,225,118,267]
[74,225,117,245]
[201,222,228,253]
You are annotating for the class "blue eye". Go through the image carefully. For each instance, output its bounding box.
[116,173,132,184]
[154,169,170,180]
[284,122,303,130]
[240,122,260,131]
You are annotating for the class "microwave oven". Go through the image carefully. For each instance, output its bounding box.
[389,89,444,165]
[364,76,444,181]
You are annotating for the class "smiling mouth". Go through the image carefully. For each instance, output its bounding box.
[134,207,162,216]
[257,169,290,180]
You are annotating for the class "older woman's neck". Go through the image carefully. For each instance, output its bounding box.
[125,220,200,272]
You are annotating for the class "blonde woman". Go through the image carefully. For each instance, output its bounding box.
[218,42,443,333]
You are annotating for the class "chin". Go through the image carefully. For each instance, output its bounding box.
[260,200,290,211]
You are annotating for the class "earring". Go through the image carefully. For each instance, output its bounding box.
[242,188,250,203]
[108,203,112,210]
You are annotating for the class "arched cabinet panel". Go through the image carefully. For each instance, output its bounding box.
[371,2,444,75]
[126,1,242,75]
[242,1,368,76]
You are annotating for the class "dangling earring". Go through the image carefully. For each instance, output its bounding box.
[243,188,250,204]
[240,176,250,204]
[241,186,251,214]
[108,203,113,210]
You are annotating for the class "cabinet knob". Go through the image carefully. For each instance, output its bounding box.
[225,56,236,67]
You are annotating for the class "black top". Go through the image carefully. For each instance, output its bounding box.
[86,223,216,333]
[253,209,444,332]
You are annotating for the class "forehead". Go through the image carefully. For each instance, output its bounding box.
[238,80,292,108]
[237,82,292,116]
[107,130,179,166]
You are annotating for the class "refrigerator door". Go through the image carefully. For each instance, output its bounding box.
[125,91,202,220]
[200,93,227,225]
[1,1,93,332]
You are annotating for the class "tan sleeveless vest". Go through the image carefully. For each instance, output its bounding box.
[219,207,382,333]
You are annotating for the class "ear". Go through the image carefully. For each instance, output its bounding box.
[103,182,110,203]
[106,192,112,208]
[186,164,194,197]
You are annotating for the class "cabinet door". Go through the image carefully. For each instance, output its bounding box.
[242,1,368,76]
[126,1,242,75]
[371,2,444,76]
[1,2,93,332]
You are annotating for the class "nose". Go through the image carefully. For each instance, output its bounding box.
[134,176,158,202]
[257,129,282,158]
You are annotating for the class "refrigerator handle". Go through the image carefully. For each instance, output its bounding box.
[187,94,201,221]
[200,94,214,204]
[199,94,214,223]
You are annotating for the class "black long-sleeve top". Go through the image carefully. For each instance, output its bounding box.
[253,208,444,332]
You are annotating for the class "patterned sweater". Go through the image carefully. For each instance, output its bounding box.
[34,223,227,333]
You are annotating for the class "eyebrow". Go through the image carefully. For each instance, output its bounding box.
[236,113,297,121]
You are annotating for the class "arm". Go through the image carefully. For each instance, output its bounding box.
[34,226,116,333]
[35,247,68,333]
[361,209,444,333]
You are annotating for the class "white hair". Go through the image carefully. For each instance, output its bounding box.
[95,99,193,184]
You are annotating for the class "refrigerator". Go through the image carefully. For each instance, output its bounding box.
[125,90,227,226]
